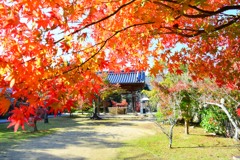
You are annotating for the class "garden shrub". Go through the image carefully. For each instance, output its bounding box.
[200,106,228,136]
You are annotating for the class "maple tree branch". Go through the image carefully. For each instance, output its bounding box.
[20,0,137,71]
[54,0,136,44]
[62,42,107,75]
[61,22,154,75]
[187,5,240,16]
[153,1,175,12]
[213,16,239,31]
[153,1,240,18]
[181,4,239,18]
[157,16,239,37]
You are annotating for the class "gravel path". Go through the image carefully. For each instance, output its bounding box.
[0,120,158,160]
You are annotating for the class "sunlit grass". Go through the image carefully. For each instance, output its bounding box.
[117,125,240,160]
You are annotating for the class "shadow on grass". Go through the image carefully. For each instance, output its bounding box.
[0,117,130,159]
[0,117,82,143]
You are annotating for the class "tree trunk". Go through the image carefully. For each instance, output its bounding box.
[33,119,38,132]
[169,136,172,149]
[103,106,106,115]
[103,100,106,115]
[44,112,48,123]
[185,120,189,135]
[91,98,102,120]
[97,103,100,116]
[169,123,176,149]
[90,107,102,120]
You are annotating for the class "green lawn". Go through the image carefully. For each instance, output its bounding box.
[117,125,240,160]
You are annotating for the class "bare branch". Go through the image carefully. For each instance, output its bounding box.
[154,121,170,138]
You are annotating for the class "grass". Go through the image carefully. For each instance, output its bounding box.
[117,125,240,160]
[0,116,85,153]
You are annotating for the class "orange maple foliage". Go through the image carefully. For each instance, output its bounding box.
[0,0,239,130]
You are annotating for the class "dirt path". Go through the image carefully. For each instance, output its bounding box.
[1,119,158,160]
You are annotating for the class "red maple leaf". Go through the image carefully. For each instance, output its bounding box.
[237,108,240,117]
[7,107,29,132]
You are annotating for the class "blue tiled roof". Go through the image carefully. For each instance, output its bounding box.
[107,71,145,84]
[0,88,13,94]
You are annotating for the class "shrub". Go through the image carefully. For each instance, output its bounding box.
[200,106,228,136]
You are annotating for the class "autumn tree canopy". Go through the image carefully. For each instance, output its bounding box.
[0,0,239,128]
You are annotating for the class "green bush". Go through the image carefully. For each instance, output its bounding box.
[200,106,228,136]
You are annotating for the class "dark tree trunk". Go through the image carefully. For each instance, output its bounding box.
[33,119,38,132]
[90,97,102,120]
[103,100,107,115]
[44,112,48,123]
[185,120,189,135]
[90,107,102,120]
